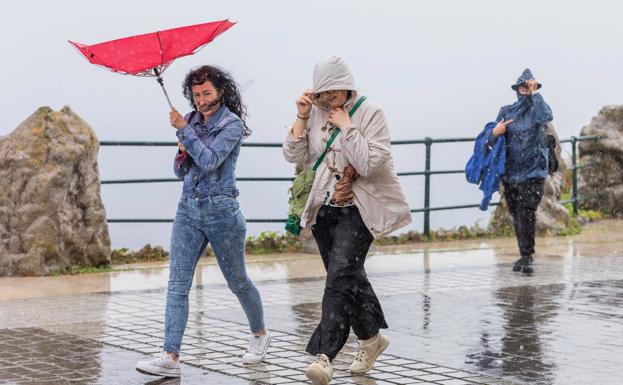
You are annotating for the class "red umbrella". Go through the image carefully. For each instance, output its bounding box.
[69,19,236,108]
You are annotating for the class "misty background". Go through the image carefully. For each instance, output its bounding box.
[2,0,622,249]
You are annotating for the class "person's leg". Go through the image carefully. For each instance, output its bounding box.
[344,208,387,340]
[306,206,380,361]
[207,207,265,334]
[137,199,206,377]
[515,179,545,266]
[305,206,338,385]
[311,205,335,273]
[163,202,208,357]
[205,196,270,363]
[504,183,524,250]
[337,208,389,374]
[504,182,530,271]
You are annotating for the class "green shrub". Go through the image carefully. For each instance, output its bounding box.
[245,231,303,254]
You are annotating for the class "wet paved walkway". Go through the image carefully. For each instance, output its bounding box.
[1,220,622,385]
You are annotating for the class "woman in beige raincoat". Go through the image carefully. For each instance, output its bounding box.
[282,56,411,385]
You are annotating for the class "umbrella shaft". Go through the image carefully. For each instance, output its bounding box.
[156,76,173,110]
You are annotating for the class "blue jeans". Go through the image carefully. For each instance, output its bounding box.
[163,195,265,356]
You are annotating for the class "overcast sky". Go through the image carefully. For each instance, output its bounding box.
[2,0,621,248]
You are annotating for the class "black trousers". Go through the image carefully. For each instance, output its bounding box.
[306,205,388,361]
[503,178,545,257]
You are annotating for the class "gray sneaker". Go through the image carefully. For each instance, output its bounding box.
[306,354,333,385]
[349,332,390,374]
[242,331,271,364]
[136,352,181,377]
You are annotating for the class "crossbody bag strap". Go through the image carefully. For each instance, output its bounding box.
[311,96,367,171]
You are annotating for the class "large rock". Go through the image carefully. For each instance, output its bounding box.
[0,106,111,276]
[578,105,623,215]
[490,123,571,236]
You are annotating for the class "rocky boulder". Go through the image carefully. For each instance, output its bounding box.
[578,105,623,215]
[490,123,572,236]
[0,106,111,276]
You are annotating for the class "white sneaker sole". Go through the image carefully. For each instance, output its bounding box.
[306,365,331,385]
[241,333,272,364]
[349,334,390,374]
[135,361,181,378]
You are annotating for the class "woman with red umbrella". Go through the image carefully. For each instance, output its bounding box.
[135,65,270,377]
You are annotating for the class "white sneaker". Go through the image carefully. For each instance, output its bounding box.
[136,352,181,377]
[241,331,271,364]
[306,354,333,385]
[349,332,390,374]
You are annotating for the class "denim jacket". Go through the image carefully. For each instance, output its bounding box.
[174,105,243,198]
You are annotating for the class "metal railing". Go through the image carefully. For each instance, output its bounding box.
[100,135,600,236]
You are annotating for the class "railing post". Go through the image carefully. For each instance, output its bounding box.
[424,137,432,237]
[571,136,578,216]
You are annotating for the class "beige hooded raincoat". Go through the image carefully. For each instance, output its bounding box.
[283,57,411,238]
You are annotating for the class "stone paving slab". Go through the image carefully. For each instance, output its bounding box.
[0,328,248,385]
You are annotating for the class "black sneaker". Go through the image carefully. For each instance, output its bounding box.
[512,256,526,272]
[512,255,534,273]
[521,256,534,274]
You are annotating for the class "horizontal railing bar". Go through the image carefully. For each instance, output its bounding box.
[392,137,484,145]
[573,161,599,170]
[102,178,179,184]
[100,141,286,148]
[100,141,177,146]
[107,218,287,223]
[107,219,173,223]
[558,194,599,205]
[411,202,501,213]
[559,135,600,143]
[101,177,295,184]
[397,170,465,177]
[246,219,287,223]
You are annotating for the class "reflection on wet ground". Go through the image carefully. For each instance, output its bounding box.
[1,219,623,384]
[0,328,244,384]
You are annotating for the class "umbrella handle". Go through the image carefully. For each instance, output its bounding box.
[154,68,174,110]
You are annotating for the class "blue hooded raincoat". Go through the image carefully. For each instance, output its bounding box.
[495,69,554,184]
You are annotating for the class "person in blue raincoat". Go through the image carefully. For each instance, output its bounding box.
[490,69,553,274]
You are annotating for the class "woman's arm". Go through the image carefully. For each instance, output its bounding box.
[339,107,391,178]
[531,93,554,125]
[282,118,311,165]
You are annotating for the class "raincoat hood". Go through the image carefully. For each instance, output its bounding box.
[511,68,542,91]
[312,56,357,94]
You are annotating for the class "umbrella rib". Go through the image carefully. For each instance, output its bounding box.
[156,31,165,73]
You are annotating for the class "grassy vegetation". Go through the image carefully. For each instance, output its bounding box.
[560,192,604,222]
[374,222,498,246]
[50,265,115,276]
[245,231,303,254]
[110,244,169,264]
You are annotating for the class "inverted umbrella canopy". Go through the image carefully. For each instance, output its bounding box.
[69,19,236,108]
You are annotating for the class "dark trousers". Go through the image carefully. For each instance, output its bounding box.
[503,178,545,257]
[306,205,388,361]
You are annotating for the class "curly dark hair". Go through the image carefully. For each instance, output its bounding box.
[182,65,251,137]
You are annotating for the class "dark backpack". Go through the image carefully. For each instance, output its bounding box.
[547,134,559,174]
